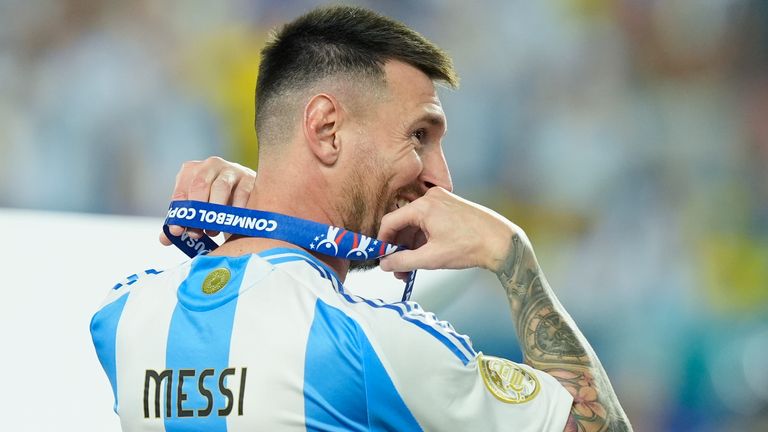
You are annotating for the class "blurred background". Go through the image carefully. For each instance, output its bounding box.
[1,0,767,430]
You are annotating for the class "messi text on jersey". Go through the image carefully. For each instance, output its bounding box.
[143,367,247,418]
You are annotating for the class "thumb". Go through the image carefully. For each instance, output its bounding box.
[380,247,433,272]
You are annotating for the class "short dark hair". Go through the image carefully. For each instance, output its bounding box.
[254,5,458,143]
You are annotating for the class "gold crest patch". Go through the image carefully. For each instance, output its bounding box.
[478,355,540,404]
[202,268,231,295]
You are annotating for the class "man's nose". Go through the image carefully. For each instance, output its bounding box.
[419,147,453,193]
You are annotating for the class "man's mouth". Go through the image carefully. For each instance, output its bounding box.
[395,197,411,210]
[386,196,413,215]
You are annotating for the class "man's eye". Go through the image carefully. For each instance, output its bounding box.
[411,129,427,142]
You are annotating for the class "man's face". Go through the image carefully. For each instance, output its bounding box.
[340,60,453,270]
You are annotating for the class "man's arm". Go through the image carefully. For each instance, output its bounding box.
[497,234,631,432]
[379,187,632,432]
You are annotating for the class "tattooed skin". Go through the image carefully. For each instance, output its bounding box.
[496,235,632,432]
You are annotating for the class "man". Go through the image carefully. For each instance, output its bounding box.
[92,6,632,431]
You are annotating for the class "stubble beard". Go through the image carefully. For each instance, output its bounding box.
[340,166,394,272]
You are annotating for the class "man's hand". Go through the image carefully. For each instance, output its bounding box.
[159,157,257,245]
[379,187,632,431]
[378,187,523,274]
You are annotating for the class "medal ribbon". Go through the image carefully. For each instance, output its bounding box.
[162,200,415,301]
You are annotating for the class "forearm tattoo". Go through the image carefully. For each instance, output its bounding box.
[497,235,632,432]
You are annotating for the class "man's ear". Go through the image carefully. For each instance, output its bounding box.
[303,93,343,166]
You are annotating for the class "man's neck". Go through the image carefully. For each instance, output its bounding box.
[207,171,350,281]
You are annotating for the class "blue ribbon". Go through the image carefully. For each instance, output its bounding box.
[163,200,415,301]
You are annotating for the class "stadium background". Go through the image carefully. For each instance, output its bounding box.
[1,0,767,431]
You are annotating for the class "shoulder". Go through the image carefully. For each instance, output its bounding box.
[252,249,344,302]
[110,268,165,291]
[326,291,478,366]
[100,268,166,304]
[93,262,188,314]
[254,249,477,365]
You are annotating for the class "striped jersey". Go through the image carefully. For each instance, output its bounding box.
[91,247,572,431]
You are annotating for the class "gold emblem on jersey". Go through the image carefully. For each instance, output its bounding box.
[478,354,540,404]
[202,268,231,294]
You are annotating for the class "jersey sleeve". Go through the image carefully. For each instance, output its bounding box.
[353,300,573,432]
[90,279,133,412]
[90,268,164,413]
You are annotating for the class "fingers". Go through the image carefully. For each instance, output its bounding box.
[393,225,419,250]
[412,229,428,250]
[168,224,187,237]
[378,203,424,246]
[378,199,435,272]
[171,160,200,202]
[159,232,172,246]
[208,170,237,206]
[394,271,410,281]
[205,169,238,237]
[162,157,258,244]
[378,187,506,272]
[168,160,201,237]
[187,158,225,238]
[188,159,222,203]
[231,169,256,208]
[379,247,435,272]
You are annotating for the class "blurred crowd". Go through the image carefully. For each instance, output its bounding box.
[1,0,767,430]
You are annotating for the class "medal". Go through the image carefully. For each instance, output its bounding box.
[163,200,415,301]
